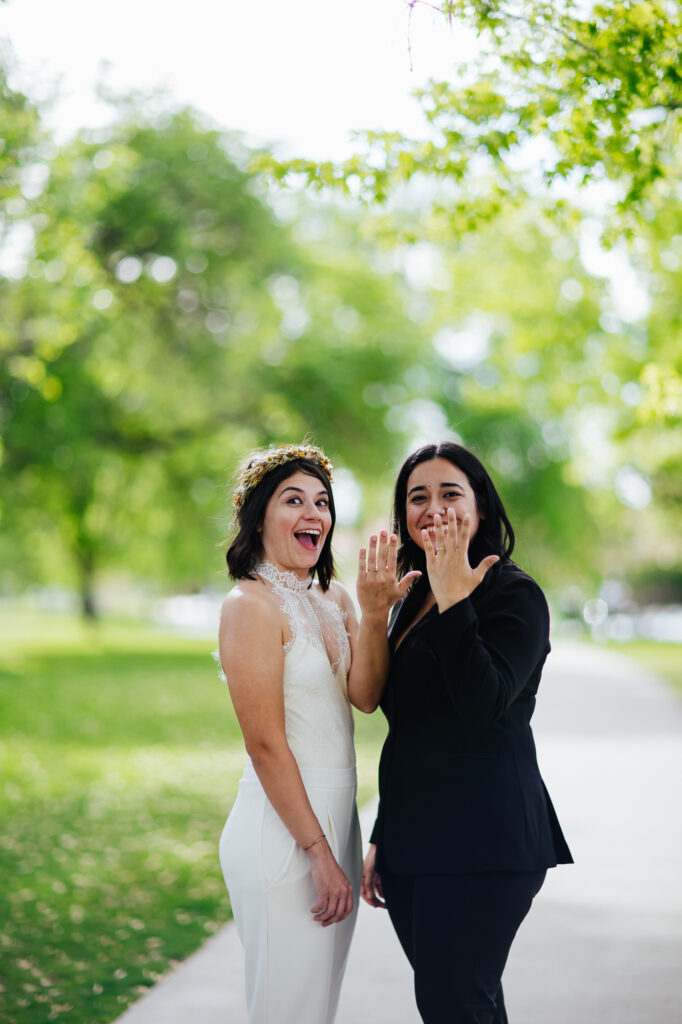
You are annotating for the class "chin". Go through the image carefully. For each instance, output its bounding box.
[291,547,320,569]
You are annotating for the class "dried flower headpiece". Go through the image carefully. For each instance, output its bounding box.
[232,443,334,517]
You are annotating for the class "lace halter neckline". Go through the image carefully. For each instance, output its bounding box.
[253,561,313,594]
[213,559,351,700]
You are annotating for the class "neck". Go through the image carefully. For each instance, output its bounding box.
[260,556,311,582]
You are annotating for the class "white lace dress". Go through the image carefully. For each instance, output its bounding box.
[218,562,361,1024]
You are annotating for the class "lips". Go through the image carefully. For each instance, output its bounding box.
[295,529,321,551]
[422,523,452,540]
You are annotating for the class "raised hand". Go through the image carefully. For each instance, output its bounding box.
[422,508,499,612]
[357,530,421,624]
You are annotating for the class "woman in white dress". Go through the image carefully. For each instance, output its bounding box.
[217,443,416,1024]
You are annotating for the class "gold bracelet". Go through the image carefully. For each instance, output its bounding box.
[303,833,326,851]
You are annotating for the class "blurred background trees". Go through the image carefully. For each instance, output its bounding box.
[2,12,680,1022]
[2,0,681,618]
[1,77,425,615]
[261,0,682,607]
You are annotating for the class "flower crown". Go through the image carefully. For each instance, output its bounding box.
[232,444,334,516]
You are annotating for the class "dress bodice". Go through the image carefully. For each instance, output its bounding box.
[219,562,355,771]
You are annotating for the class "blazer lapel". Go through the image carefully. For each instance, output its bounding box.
[389,593,441,655]
[388,597,407,652]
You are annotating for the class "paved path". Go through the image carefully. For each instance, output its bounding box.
[115,641,682,1023]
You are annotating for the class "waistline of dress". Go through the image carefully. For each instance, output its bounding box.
[242,758,356,789]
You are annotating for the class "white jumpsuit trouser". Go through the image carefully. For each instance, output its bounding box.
[220,761,361,1024]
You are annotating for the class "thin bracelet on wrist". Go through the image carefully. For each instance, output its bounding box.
[303,833,326,851]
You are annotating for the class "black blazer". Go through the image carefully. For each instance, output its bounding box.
[371,560,573,875]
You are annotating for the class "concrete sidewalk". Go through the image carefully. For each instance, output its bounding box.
[115,641,682,1023]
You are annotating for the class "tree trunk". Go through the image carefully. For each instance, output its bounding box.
[77,549,97,620]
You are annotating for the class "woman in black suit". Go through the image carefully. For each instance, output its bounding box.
[358,442,572,1024]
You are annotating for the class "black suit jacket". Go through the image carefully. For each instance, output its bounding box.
[371,560,573,875]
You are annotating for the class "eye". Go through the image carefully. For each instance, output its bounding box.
[286,496,302,505]
[316,498,329,508]
[443,491,462,499]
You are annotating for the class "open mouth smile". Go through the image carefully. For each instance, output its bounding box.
[294,529,322,551]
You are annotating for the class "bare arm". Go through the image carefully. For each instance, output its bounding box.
[219,587,353,925]
[345,595,391,714]
[346,532,421,713]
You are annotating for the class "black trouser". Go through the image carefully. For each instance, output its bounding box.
[380,867,546,1024]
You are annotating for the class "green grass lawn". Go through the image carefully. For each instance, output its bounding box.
[608,639,682,697]
[0,612,386,1024]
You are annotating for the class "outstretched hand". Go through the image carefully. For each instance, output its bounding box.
[422,508,499,612]
[357,531,421,623]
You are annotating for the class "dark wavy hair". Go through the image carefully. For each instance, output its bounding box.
[226,458,336,591]
[394,442,515,587]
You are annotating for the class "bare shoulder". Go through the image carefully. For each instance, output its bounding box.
[220,578,281,634]
[318,579,354,618]
[219,579,287,696]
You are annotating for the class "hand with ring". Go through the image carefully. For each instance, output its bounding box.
[357,530,421,624]
[421,508,499,613]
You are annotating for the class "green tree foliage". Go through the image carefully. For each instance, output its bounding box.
[262,1,681,404]
[3,7,680,607]
[0,50,41,205]
[1,94,424,614]
[266,1,681,224]
[260,0,682,588]
[371,205,631,585]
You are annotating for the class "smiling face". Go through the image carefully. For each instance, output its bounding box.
[259,470,333,577]
[405,457,481,550]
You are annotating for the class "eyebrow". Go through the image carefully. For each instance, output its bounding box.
[280,486,328,497]
[407,482,464,497]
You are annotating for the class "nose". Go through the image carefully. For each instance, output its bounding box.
[425,494,446,517]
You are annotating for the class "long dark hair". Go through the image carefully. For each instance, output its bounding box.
[394,442,515,587]
[226,458,336,590]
